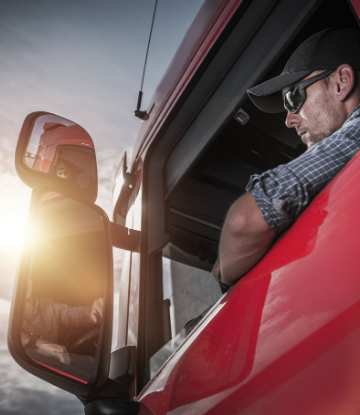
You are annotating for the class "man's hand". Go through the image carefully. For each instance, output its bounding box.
[36,340,71,364]
[21,333,70,364]
[218,192,276,286]
[85,298,104,326]
[36,339,67,354]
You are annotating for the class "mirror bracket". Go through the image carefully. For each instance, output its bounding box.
[110,223,140,251]
[77,378,132,405]
[109,346,136,388]
[84,397,140,415]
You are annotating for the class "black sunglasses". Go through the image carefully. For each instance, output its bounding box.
[284,69,335,114]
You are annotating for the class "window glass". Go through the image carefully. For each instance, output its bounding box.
[162,257,221,337]
[112,248,126,350]
[144,257,221,384]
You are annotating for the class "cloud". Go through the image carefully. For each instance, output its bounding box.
[0,138,31,299]
[0,138,15,173]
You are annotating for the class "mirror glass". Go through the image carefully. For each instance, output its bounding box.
[21,192,108,384]
[24,115,96,190]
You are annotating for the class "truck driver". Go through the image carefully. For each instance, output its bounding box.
[212,28,360,292]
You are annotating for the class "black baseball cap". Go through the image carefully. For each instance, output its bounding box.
[247,28,360,113]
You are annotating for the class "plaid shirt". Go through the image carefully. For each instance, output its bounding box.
[246,104,360,234]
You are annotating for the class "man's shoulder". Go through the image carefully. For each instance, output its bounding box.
[342,105,360,129]
[318,107,360,146]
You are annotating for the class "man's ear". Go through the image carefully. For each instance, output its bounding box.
[335,64,356,102]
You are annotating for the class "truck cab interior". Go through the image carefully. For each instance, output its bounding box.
[138,0,360,389]
[165,0,358,272]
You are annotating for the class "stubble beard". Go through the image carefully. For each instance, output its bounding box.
[302,93,343,148]
[303,130,329,148]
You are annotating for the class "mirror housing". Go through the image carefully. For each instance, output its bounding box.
[16,112,98,204]
[8,186,113,397]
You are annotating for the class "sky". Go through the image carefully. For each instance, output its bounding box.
[0,1,204,413]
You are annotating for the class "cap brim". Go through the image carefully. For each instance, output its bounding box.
[247,70,312,113]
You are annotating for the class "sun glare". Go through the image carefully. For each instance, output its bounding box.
[0,198,31,251]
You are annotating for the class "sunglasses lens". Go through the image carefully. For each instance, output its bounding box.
[285,86,304,113]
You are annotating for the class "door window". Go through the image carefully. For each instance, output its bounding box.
[162,257,220,338]
[143,254,221,385]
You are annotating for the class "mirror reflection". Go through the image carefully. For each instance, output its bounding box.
[24,115,96,190]
[21,193,107,384]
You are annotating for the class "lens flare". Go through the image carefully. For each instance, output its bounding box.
[0,198,30,251]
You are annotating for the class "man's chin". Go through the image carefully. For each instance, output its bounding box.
[300,134,312,148]
[301,133,325,148]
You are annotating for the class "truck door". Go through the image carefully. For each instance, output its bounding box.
[134,0,360,413]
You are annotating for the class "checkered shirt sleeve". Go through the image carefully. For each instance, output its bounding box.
[246,106,360,234]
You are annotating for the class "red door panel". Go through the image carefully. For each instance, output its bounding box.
[138,153,360,413]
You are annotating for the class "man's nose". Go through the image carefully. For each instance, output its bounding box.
[285,111,301,128]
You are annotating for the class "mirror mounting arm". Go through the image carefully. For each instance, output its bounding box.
[84,398,140,415]
[110,222,140,251]
[77,379,140,413]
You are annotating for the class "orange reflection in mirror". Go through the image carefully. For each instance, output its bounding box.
[21,193,107,384]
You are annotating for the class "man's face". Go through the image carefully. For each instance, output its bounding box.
[282,71,343,148]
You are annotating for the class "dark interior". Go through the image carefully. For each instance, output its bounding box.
[164,0,359,271]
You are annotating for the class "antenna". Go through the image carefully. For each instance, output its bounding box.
[134,0,158,121]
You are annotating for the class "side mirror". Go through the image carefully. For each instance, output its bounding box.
[8,186,113,397]
[15,112,98,204]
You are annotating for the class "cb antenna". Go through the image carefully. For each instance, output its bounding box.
[134,0,158,121]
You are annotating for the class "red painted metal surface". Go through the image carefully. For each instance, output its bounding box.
[130,0,243,168]
[349,0,360,20]
[137,151,360,413]
[34,123,94,173]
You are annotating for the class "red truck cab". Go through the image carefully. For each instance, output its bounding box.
[31,122,94,174]
[9,0,360,413]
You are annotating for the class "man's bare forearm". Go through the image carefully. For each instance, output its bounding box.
[217,192,276,286]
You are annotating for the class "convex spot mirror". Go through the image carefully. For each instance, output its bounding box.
[8,187,113,396]
[16,113,98,203]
